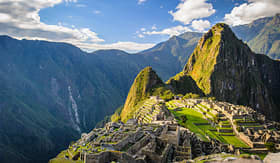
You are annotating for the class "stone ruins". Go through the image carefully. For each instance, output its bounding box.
[55,96,280,162]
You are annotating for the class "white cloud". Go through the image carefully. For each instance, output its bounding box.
[0,13,12,22]
[65,0,77,3]
[224,0,280,26]
[0,0,103,44]
[169,0,215,24]
[0,0,153,52]
[151,24,157,30]
[77,41,155,52]
[144,25,192,36]
[138,34,145,38]
[191,20,211,32]
[138,0,146,5]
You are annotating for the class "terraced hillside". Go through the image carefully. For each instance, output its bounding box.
[50,96,280,163]
[50,22,280,163]
[166,100,249,148]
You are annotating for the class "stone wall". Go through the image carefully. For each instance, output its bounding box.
[84,151,145,163]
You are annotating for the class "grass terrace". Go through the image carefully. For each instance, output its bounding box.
[166,100,250,148]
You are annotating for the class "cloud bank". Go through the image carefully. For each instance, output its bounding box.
[0,0,153,52]
[225,0,280,26]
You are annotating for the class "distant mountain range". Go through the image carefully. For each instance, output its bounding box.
[0,14,279,163]
[232,13,280,59]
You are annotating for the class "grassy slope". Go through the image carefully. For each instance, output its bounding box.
[183,24,223,95]
[166,100,249,148]
[120,67,167,122]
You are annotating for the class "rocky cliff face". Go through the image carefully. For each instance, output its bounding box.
[181,23,280,120]
[120,67,165,122]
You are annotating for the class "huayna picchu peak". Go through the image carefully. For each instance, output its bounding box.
[178,23,280,121]
[51,23,280,163]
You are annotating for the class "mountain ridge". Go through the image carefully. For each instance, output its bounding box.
[1,14,280,163]
[120,67,165,122]
[118,22,280,125]
[0,32,202,162]
[173,23,280,121]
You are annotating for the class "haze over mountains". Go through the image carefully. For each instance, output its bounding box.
[0,14,280,163]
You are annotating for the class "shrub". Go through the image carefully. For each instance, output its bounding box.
[265,142,276,152]
[183,93,200,99]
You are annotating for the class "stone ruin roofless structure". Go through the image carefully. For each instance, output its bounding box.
[63,97,280,163]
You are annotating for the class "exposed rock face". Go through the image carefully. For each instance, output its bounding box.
[120,67,164,122]
[178,23,280,120]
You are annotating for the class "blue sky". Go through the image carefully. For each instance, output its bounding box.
[0,0,279,52]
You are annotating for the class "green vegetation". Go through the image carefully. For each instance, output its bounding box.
[3,15,280,163]
[120,67,164,122]
[183,24,226,95]
[152,87,174,101]
[111,105,123,122]
[183,93,200,99]
[166,100,249,148]
[50,150,83,163]
[0,31,205,163]
[265,142,276,152]
[166,72,205,96]
[119,67,176,122]
[167,101,209,141]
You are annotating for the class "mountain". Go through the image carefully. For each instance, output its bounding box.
[51,32,280,161]
[0,36,130,162]
[120,67,166,122]
[233,13,280,59]
[1,14,280,163]
[171,23,280,121]
[140,32,203,68]
[0,32,203,163]
[48,19,280,163]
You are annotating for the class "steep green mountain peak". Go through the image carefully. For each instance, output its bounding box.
[120,67,165,122]
[183,23,246,95]
[175,23,280,121]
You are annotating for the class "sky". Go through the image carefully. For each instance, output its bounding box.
[0,0,279,52]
